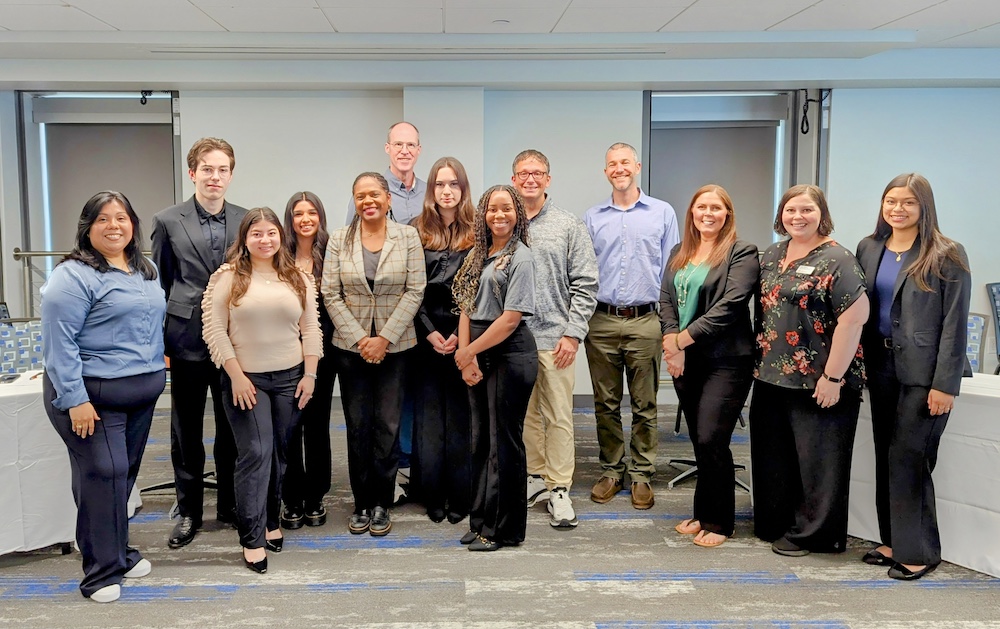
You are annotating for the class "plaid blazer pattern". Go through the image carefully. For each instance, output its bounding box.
[321,220,426,353]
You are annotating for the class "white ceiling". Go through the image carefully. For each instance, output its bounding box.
[0,0,997,61]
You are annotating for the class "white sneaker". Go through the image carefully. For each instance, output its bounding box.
[90,584,121,603]
[547,487,578,528]
[124,558,151,578]
[526,475,550,507]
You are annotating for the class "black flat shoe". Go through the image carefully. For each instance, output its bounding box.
[888,562,939,581]
[304,504,327,527]
[771,536,810,557]
[243,549,267,574]
[265,537,283,553]
[446,512,466,525]
[460,530,478,545]
[427,508,446,523]
[862,548,893,566]
[349,510,371,535]
[468,535,501,552]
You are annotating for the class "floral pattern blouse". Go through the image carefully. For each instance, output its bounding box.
[755,239,866,391]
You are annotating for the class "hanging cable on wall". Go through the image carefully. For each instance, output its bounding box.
[140,90,152,106]
[800,89,831,135]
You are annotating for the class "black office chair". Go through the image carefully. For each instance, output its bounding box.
[666,402,750,492]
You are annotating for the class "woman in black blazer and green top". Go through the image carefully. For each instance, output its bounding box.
[856,173,971,580]
[660,185,759,548]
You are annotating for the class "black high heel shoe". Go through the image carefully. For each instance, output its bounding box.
[265,536,283,553]
[243,549,267,574]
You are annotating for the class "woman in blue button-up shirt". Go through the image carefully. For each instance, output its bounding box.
[41,191,167,604]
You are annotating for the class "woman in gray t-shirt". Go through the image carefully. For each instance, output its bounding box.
[452,184,538,551]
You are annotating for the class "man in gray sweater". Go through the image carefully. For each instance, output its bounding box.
[511,149,599,528]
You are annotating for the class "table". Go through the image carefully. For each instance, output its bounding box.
[0,370,75,555]
[0,370,144,556]
[849,372,1000,578]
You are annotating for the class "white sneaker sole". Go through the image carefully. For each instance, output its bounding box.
[90,584,121,603]
[124,558,151,579]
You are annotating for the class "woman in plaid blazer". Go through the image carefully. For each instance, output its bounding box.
[321,172,426,537]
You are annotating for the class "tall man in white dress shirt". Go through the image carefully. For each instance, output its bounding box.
[583,142,679,510]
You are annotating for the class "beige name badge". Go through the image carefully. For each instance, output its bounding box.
[795,265,816,275]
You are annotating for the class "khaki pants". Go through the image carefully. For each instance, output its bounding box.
[523,351,577,489]
[584,310,661,482]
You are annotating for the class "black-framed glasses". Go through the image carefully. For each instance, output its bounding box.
[514,170,548,181]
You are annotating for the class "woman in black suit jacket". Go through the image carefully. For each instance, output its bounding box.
[660,184,759,548]
[856,173,971,580]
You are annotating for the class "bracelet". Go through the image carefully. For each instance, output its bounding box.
[305,372,318,379]
[673,336,682,352]
[821,373,842,383]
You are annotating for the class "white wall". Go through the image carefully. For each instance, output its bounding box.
[484,90,644,394]
[179,91,403,223]
[827,88,1000,373]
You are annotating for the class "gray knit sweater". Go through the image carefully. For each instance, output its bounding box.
[524,198,599,350]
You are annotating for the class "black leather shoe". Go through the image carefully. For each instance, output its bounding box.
[281,506,304,530]
[243,549,267,574]
[369,506,392,536]
[265,536,283,553]
[460,529,478,545]
[888,562,939,580]
[348,510,371,535]
[862,548,894,566]
[168,516,200,549]
[427,508,446,523]
[304,504,327,527]
[447,512,466,525]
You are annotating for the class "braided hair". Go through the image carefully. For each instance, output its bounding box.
[451,184,530,315]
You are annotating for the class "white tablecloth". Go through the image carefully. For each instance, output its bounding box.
[849,372,1000,577]
[0,370,76,555]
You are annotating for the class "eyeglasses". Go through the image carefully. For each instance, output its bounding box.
[389,142,419,153]
[514,170,548,181]
[882,198,919,210]
[197,166,231,177]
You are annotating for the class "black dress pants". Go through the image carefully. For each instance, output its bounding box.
[332,348,407,512]
[867,345,950,565]
[672,354,753,536]
[169,357,237,522]
[221,364,302,549]
[468,321,538,545]
[413,341,472,518]
[282,350,336,509]
[749,380,861,551]
[43,370,166,598]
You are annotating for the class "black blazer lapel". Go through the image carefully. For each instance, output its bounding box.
[178,199,213,270]
[890,236,921,308]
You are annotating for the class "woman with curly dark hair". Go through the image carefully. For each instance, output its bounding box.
[202,207,322,574]
[452,184,538,551]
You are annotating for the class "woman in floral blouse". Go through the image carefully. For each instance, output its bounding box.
[749,184,870,558]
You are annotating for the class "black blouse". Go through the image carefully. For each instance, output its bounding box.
[416,247,471,339]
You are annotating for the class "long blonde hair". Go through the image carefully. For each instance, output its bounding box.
[669,184,738,271]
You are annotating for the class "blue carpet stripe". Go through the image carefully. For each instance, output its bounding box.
[596,623,851,629]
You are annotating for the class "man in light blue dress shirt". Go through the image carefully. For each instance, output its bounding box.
[345,121,427,226]
[583,142,679,510]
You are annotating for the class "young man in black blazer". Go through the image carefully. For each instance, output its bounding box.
[151,138,248,548]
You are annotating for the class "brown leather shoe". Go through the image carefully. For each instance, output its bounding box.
[590,477,622,503]
[630,481,654,509]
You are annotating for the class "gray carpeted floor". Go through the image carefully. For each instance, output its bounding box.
[2,399,999,628]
